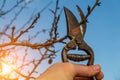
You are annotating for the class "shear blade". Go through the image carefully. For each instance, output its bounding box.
[64,7,80,39]
[76,5,85,22]
[76,5,86,36]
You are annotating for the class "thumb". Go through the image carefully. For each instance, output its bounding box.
[74,64,101,77]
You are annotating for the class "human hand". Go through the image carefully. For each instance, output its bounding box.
[36,62,104,80]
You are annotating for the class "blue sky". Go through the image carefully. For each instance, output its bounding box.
[1,0,120,80]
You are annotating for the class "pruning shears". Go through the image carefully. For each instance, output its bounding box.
[61,6,95,80]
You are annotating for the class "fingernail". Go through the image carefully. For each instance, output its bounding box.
[93,65,100,71]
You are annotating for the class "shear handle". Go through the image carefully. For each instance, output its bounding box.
[61,39,94,65]
[78,40,94,65]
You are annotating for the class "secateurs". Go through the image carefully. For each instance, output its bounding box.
[62,5,94,65]
[61,1,101,79]
[61,5,95,80]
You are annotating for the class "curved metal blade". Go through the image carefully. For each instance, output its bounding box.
[64,7,80,39]
[76,5,86,36]
[76,5,85,21]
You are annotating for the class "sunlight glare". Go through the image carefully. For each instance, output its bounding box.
[2,64,12,74]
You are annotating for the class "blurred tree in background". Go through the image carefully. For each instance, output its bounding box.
[0,0,66,80]
[0,0,100,80]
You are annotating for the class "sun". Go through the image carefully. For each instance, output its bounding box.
[2,63,12,74]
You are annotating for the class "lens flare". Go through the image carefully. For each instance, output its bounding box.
[2,63,11,74]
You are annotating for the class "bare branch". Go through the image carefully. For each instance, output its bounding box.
[77,0,101,24]
[49,0,60,40]
[0,0,6,11]
[0,0,24,17]
[85,0,101,19]
[14,13,40,42]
